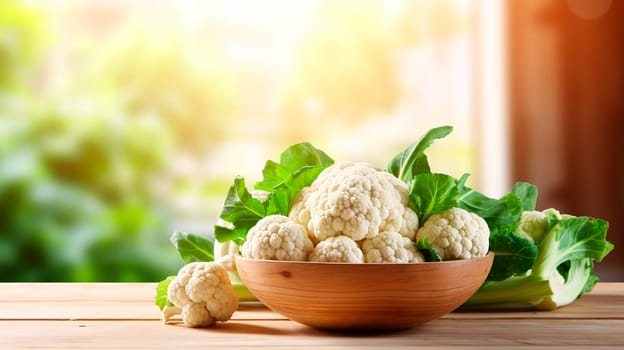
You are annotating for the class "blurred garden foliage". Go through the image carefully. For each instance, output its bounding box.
[0,1,190,281]
[0,1,180,281]
[1,0,474,281]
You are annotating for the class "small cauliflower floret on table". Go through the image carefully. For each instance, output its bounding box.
[241,215,314,261]
[166,262,238,327]
[309,235,364,263]
[361,231,424,263]
[416,207,489,260]
[289,161,419,242]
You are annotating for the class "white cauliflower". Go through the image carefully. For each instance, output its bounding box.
[516,208,561,243]
[288,187,317,243]
[361,231,424,263]
[416,207,489,260]
[166,262,238,327]
[241,215,314,261]
[250,189,271,203]
[308,235,364,263]
[398,207,420,240]
[289,161,419,242]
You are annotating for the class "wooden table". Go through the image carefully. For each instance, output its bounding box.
[1,283,623,349]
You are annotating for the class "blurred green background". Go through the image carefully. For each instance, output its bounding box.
[0,0,478,282]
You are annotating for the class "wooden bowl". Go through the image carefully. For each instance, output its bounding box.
[235,253,493,331]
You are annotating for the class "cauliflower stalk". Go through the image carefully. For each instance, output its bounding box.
[467,211,612,310]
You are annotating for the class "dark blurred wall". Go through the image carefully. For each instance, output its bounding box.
[508,0,623,281]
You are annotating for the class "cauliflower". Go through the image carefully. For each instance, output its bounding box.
[516,208,561,243]
[516,210,548,242]
[308,235,364,263]
[416,207,489,260]
[289,161,419,242]
[166,262,238,327]
[250,189,270,203]
[398,207,420,240]
[241,215,314,261]
[288,187,317,243]
[361,231,424,263]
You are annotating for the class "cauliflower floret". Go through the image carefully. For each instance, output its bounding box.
[166,262,238,327]
[398,207,419,240]
[516,210,548,242]
[516,208,561,243]
[288,187,317,243]
[308,235,364,263]
[416,207,489,260]
[289,161,419,242]
[250,189,271,203]
[241,215,314,261]
[361,231,424,263]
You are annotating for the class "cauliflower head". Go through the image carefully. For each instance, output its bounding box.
[288,187,317,243]
[361,231,424,263]
[250,189,270,203]
[516,208,561,243]
[289,161,419,242]
[416,207,489,260]
[308,235,364,263]
[167,262,238,327]
[241,215,314,261]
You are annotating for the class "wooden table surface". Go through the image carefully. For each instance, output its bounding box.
[1,282,623,349]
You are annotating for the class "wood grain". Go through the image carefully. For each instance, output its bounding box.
[1,319,623,349]
[0,282,623,349]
